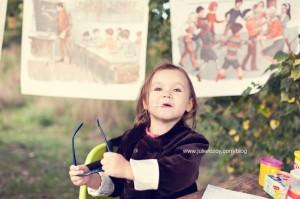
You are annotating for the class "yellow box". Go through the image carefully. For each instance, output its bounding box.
[259,156,283,186]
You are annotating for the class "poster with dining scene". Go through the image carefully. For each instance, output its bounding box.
[21,0,149,100]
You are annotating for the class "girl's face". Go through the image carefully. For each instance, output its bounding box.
[144,69,193,125]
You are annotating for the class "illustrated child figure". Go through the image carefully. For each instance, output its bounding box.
[216,23,244,81]
[205,1,224,36]
[255,1,267,24]
[261,10,284,63]
[56,2,71,63]
[254,1,267,49]
[196,21,217,81]
[135,31,142,46]
[223,0,250,36]
[179,24,199,70]
[241,4,266,71]
[91,28,103,47]
[81,31,91,44]
[119,29,136,57]
[193,6,206,58]
[69,63,209,198]
[100,28,118,52]
[281,3,291,52]
[195,6,206,32]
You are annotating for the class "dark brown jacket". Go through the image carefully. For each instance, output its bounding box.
[89,120,209,199]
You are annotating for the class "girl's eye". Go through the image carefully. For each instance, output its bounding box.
[154,87,162,91]
[173,88,182,92]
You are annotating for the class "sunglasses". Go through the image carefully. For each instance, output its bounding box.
[71,119,111,176]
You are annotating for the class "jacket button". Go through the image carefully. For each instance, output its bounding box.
[126,180,131,183]
[133,148,138,153]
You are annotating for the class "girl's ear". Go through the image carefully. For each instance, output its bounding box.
[186,98,193,112]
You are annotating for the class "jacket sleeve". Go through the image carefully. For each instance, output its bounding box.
[108,130,131,197]
[86,133,128,197]
[86,153,125,197]
[157,133,209,196]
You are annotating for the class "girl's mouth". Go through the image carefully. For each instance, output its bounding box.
[162,103,173,107]
[153,103,174,108]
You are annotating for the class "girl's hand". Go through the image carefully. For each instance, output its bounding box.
[101,152,134,180]
[69,165,101,189]
[69,165,90,186]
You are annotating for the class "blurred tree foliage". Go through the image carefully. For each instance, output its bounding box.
[3,0,23,47]
[3,0,300,176]
[200,52,300,175]
[147,0,171,71]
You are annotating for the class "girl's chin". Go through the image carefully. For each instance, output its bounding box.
[151,115,182,123]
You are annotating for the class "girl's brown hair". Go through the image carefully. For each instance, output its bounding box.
[134,63,198,128]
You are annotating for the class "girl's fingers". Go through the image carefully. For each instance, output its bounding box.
[103,152,111,157]
[77,165,89,172]
[70,165,81,171]
[69,169,84,176]
[70,170,85,180]
[100,159,105,165]
[102,152,119,164]
[69,165,89,175]
[102,164,106,172]
[71,175,85,182]
[69,165,90,186]
[103,152,115,159]
[71,175,89,184]
[72,178,86,186]
[69,168,89,178]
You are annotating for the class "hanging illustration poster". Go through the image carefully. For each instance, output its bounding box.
[170,0,299,97]
[0,0,8,59]
[21,0,149,100]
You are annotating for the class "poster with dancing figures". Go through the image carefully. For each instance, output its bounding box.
[171,0,299,97]
[21,0,149,100]
[0,0,8,60]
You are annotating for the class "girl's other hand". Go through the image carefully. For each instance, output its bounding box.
[69,165,101,189]
[69,165,91,186]
[101,152,134,180]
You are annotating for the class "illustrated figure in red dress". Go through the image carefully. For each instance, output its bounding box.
[205,1,224,36]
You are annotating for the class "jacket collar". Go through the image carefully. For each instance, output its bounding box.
[131,119,187,141]
[157,120,188,144]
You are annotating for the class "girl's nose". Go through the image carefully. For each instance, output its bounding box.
[163,90,172,98]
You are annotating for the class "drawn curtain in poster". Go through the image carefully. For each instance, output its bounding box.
[21,0,149,100]
[0,0,8,60]
[170,0,299,97]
